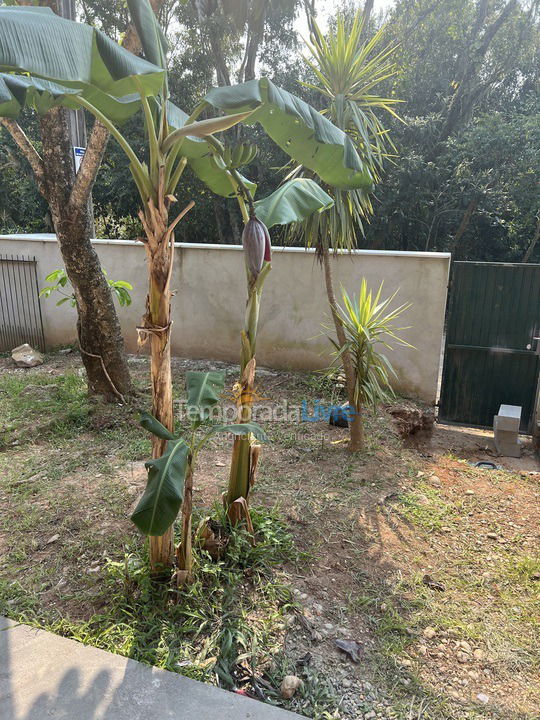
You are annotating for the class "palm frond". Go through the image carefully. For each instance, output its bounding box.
[325,280,414,408]
[291,9,402,252]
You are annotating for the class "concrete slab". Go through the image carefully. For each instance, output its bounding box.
[0,617,302,720]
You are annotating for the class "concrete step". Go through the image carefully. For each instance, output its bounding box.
[0,617,303,720]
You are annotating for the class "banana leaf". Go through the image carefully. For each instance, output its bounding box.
[185,371,225,422]
[126,0,168,70]
[0,6,254,197]
[166,101,257,198]
[131,439,190,536]
[254,178,334,228]
[0,73,143,124]
[139,411,176,441]
[0,7,164,100]
[205,77,374,191]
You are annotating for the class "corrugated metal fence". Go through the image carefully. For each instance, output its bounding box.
[439,261,540,432]
[0,254,45,352]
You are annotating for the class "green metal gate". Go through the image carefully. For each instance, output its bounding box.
[439,262,540,433]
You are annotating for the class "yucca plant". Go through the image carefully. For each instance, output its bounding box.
[289,10,403,451]
[326,279,413,442]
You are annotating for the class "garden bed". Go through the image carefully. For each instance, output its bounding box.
[0,351,538,720]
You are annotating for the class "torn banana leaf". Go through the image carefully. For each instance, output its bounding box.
[205,77,374,191]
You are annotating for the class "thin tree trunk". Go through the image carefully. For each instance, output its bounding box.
[439,0,517,141]
[361,0,374,31]
[322,249,363,452]
[144,219,175,571]
[138,188,194,573]
[451,195,479,258]
[39,107,133,398]
[176,462,193,586]
[523,214,540,262]
[147,270,174,568]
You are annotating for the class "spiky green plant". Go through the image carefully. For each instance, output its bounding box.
[300,10,402,243]
[326,280,413,421]
[289,9,403,451]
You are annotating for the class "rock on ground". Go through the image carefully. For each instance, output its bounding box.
[11,343,44,368]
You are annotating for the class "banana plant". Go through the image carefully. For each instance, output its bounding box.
[215,173,333,516]
[0,2,373,574]
[132,370,266,584]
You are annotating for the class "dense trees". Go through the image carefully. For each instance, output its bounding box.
[363,0,540,260]
[1,0,538,262]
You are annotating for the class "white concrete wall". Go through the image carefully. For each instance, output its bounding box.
[0,234,450,403]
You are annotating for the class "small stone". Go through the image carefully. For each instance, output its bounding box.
[323,622,334,631]
[464,490,475,496]
[423,626,437,639]
[460,640,472,653]
[280,675,302,699]
[400,658,412,667]
[342,678,352,688]
[364,712,376,719]
[476,693,489,704]
[456,651,469,663]
[46,534,60,545]
[486,532,498,539]
[473,648,484,660]
[312,603,323,616]
[11,343,44,368]
[418,645,428,655]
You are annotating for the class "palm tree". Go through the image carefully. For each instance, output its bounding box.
[293,9,402,451]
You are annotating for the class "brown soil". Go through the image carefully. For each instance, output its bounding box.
[1,352,538,719]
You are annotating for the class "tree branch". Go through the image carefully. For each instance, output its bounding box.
[0,117,48,198]
[523,213,540,262]
[68,118,110,214]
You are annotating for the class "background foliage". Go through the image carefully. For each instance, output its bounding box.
[0,0,538,262]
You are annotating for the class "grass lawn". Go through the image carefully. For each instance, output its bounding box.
[0,351,538,719]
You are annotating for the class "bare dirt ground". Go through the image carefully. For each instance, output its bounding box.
[0,351,538,720]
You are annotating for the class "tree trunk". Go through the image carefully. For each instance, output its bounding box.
[39,107,133,399]
[176,462,193,586]
[322,249,363,452]
[143,216,175,570]
[451,195,479,259]
[439,0,517,141]
[138,192,196,572]
[361,0,374,32]
[523,214,540,262]
[147,266,174,569]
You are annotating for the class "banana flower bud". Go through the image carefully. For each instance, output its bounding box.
[242,213,271,278]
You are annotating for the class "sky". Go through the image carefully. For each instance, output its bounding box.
[296,0,396,37]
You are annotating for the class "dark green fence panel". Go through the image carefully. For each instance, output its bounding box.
[439,262,540,432]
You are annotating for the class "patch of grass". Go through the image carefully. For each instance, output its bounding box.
[0,372,90,443]
[395,481,457,532]
[2,507,300,694]
[265,654,341,719]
